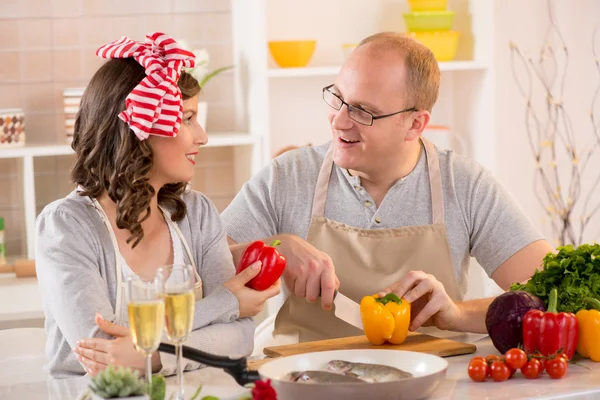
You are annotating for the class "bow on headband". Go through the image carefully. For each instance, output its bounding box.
[96,32,196,140]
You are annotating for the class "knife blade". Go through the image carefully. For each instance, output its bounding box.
[333,291,363,330]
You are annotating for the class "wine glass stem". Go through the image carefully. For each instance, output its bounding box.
[146,353,152,394]
[176,342,184,396]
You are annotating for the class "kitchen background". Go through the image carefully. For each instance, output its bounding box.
[0,0,599,328]
[0,0,239,260]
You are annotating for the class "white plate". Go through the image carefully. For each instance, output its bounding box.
[259,349,448,400]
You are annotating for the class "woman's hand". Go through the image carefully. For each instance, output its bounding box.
[380,270,462,331]
[73,313,161,376]
[223,261,281,318]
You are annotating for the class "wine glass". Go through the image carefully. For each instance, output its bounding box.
[126,274,165,394]
[158,264,195,400]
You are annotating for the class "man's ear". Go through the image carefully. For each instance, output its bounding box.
[405,110,431,142]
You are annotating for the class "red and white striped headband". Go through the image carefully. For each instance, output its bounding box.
[96,32,196,140]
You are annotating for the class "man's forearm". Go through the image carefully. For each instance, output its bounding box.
[454,297,496,334]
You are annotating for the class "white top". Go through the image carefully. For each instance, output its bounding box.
[114,211,186,279]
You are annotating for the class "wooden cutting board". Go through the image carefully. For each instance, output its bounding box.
[246,331,476,371]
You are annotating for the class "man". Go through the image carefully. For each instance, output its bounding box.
[222,32,552,343]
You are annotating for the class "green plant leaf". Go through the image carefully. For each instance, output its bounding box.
[199,65,234,88]
[190,385,203,400]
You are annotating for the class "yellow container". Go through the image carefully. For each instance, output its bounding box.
[268,40,317,68]
[408,0,448,11]
[409,31,459,61]
[403,11,455,32]
[341,43,358,59]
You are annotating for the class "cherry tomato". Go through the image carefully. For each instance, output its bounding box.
[546,358,568,379]
[490,361,511,382]
[531,352,546,372]
[485,355,501,363]
[521,359,542,379]
[470,356,486,364]
[468,359,489,382]
[505,348,528,370]
[537,357,547,372]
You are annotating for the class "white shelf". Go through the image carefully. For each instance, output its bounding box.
[0,133,257,160]
[205,133,258,147]
[268,66,341,77]
[1,132,259,260]
[0,144,73,159]
[267,61,488,78]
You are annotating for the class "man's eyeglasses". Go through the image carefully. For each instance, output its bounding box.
[322,84,417,126]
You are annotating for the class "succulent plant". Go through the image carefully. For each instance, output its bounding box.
[89,366,146,399]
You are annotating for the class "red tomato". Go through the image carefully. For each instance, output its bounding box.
[546,358,568,379]
[537,357,547,372]
[490,361,511,382]
[557,352,570,362]
[521,359,542,379]
[505,348,528,370]
[468,359,489,382]
[531,352,546,371]
[485,355,501,363]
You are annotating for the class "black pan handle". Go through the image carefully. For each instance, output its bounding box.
[158,342,260,386]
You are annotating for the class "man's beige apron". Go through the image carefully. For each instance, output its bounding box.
[273,138,462,342]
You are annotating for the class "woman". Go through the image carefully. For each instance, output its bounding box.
[36,33,280,378]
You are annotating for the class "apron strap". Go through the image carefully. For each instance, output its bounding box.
[311,139,445,225]
[159,206,201,282]
[311,143,335,217]
[421,137,445,225]
[90,197,125,321]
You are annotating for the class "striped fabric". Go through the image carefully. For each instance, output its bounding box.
[96,32,196,140]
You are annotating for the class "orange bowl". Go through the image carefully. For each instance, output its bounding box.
[268,40,316,68]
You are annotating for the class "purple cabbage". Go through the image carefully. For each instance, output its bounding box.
[485,290,546,354]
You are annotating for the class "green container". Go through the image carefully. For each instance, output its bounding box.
[403,11,455,32]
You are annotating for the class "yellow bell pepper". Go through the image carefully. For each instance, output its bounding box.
[576,298,600,361]
[360,293,411,345]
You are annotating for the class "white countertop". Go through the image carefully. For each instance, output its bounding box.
[1,335,600,400]
[0,277,44,329]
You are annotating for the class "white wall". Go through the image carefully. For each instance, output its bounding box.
[494,0,600,246]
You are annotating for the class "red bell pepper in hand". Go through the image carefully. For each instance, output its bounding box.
[522,287,579,359]
[235,240,286,291]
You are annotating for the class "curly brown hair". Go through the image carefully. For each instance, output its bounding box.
[71,58,201,248]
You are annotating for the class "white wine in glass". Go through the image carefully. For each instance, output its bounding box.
[164,291,194,341]
[127,275,165,394]
[128,300,165,353]
[158,264,195,400]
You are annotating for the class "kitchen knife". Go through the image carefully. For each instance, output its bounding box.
[333,291,364,330]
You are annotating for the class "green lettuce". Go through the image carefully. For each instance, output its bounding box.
[510,243,600,313]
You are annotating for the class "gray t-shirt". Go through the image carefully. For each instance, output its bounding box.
[222,141,544,291]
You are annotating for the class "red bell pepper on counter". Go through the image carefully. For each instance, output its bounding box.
[236,240,286,291]
[522,287,579,359]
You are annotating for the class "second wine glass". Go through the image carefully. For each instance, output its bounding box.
[158,264,195,400]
